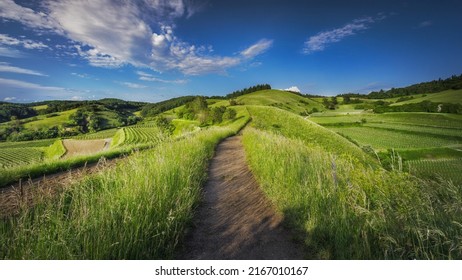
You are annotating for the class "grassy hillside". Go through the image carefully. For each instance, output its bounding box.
[390,89,462,106]
[236,90,323,115]
[243,107,462,259]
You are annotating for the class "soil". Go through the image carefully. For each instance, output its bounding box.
[62,139,111,158]
[178,135,304,260]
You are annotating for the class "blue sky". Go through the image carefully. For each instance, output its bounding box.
[0,0,461,102]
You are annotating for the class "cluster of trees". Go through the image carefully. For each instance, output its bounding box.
[225,84,271,99]
[176,97,237,125]
[322,97,339,110]
[368,74,462,99]
[0,103,37,123]
[141,96,196,117]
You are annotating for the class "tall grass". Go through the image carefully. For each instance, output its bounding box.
[44,139,66,160]
[0,115,247,259]
[243,126,462,259]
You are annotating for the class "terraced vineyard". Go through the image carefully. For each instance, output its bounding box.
[0,147,44,168]
[363,123,462,138]
[112,124,164,147]
[407,158,462,184]
[0,139,56,168]
[73,128,118,140]
[0,139,55,149]
[331,126,460,150]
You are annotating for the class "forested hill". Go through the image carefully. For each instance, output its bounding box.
[367,74,462,99]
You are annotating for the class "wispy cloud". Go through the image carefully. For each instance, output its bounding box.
[0,77,63,91]
[0,62,47,76]
[418,20,433,28]
[0,34,49,50]
[0,47,24,58]
[303,16,384,54]
[0,0,272,75]
[117,81,148,89]
[137,71,187,84]
[240,39,273,58]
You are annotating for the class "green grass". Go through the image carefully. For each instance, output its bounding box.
[171,119,200,136]
[363,123,462,138]
[237,90,324,115]
[0,147,43,168]
[390,89,462,106]
[0,115,248,259]
[331,126,460,150]
[0,139,55,148]
[44,140,66,160]
[407,158,462,185]
[23,109,78,129]
[246,106,374,165]
[310,112,462,128]
[243,126,462,259]
[73,128,118,140]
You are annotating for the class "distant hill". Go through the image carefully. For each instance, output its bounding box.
[234,89,324,115]
[368,74,462,99]
[390,89,462,106]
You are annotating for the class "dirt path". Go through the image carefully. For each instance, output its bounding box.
[178,135,303,260]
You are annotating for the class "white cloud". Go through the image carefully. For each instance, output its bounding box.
[0,0,272,74]
[285,86,301,93]
[137,71,187,84]
[0,47,24,58]
[240,39,273,58]
[0,34,49,50]
[118,81,148,89]
[3,96,16,101]
[0,77,63,91]
[303,16,382,54]
[0,62,47,76]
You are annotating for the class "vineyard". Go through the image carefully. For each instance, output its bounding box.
[0,147,43,168]
[331,126,460,150]
[72,128,118,140]
[113,124,164,146]
[363,123,462,138]
[407,158,462,184]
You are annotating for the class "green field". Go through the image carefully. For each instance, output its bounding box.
[331,126,460,150]
[390,89,462,106]
[407,158,462,185]
[23,109,78,129]
[73,128,118,140]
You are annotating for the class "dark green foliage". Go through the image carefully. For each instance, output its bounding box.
[141,96,196,117]
[154,116,175,135]
[374,101,462,114]
[225,84,271,99]
[323,97,338,110]
[0,103,37,123]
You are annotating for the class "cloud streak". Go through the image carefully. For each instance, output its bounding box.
[0,77,63,91]
[0,62,48,76]
[303,16,383,54]
[0,34,49,50]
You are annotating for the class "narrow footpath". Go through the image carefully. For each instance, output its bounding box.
[178,135,303,259]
